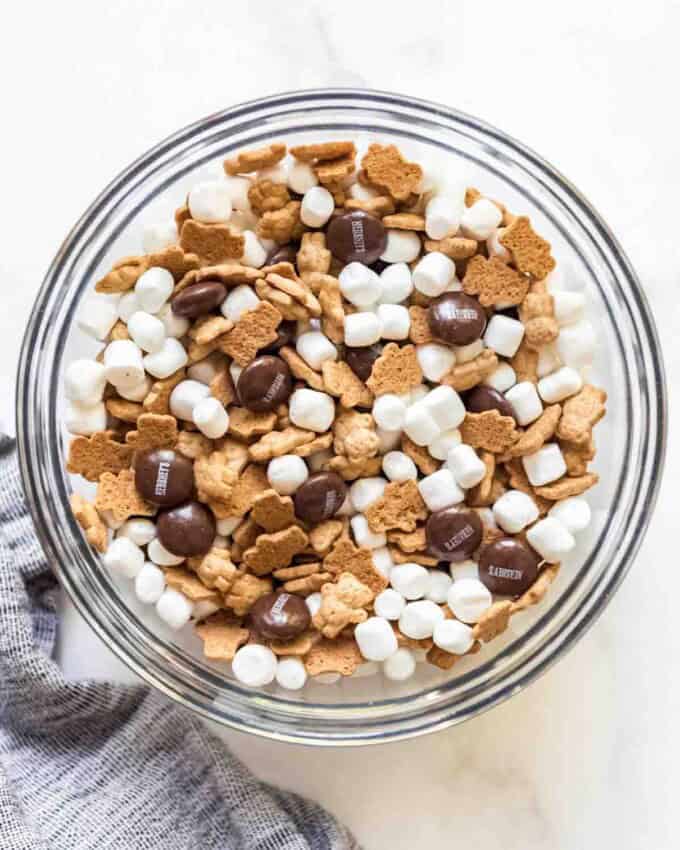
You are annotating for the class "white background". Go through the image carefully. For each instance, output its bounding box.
[2,1,679,847]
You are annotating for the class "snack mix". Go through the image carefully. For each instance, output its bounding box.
[65,139,606,691]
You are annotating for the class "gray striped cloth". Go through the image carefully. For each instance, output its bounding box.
[0,433,359,850]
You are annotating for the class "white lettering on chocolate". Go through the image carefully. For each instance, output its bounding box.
[154,461,171,497]
[488,565,522,580]
[443,524,474,551]
[263,372,285,403]
[351,219,366,253]
[271,593,290,617]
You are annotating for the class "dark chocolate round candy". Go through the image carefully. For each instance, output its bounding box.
[478,537,541,596]
[156,500,216,557]
[326,210,387,265]
[265,244,298,266]
[465,385,516,420]
[171,281,227,318]
[294,472,347,524]
[428,292,487,346]
[345,344,382,382]
[260,320,297,354]
[426,508,483,562]
[134,449,194,507]
[249,592,311,640]
[237,355,292,412]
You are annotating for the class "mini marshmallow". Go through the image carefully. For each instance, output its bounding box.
[187,353,224,385]
[188,179,233,223]
[485,362,517,393]
[553,290,586,326]
[276,657,308,691]
[382,450,418,482]
[418,468,465,512]
[289,388,335,432]
[148,537,185,567]
[339,262,382,308]
[372,394,408,431]
[135,266,175,313]
[216,516,242,536]
[428,428,462,461]
[555,319,596,369]
[134,562,166,604]
[355,617,398,662]
[403,404,441,447]
[537,344,562,379]
[65,402,107,436]
[412,251,456,297]
[526,517,575,563]
[296,331,338,371]
[484,315,525,358]
[143,338,188,379]
[377,303,410,340]
[267,454,309,495]
[380,229,421,264]
[116,375,152,402]
[103,339,145,388]
[118,291,141,323]
[117,518,156,547]
[382,648,416,681]
[422,385,466,430]
[223,175,252,213]
[103,537,145,579]
[492,489,540,534]
[453,339,485,364]
[156,589,194,630]
[232,644,278,686]
[230,210,259,232]
[447,578,492,623]
[240,230,267,268]
[425,195,463,240]
[426,570,453,604]
[486,228,511,262]
[142,220,177,253]
[433,619,474,654]
[77,295,119,340]
[221,285,259,322]
[258,162,288,184]
[349,477,387,512]
[305,592,322,617]
[351,514,386,550]
[548,497,592,534]
[157,303,190,339]
[300,186,334,228]
[344,312,382,347]
[416,343,456,382]
[449,559,479,581]
[64,359,107,406]
[505,381,543,426]
[287,160,319,194]
[460,198,503,240]
[407,385,430,405]
[447,444,486,489]
[398,600,444,640]
[127,311,166,353]
[538,366,583,404]
[522,443,567,487]
[379,263,413,304]
[193,397,230,439]
[371,546,394,578]
[169,379,211,422]
[374,588,406,620]
[390,563,431,601]
[193,600,220,621]
[349,181,380,201]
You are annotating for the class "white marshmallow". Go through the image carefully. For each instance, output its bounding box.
[103,339,145,388]
[339,262,382,308]
[276,657,308,691]
[371,546,394,578]
[412,252,456,297]
[156,589,194,630]
[374,588,406,620]
[425,195,463,240]
[135,267,175,313]
[407,385,429,406]
[287,160,319,194]
[390,563,431,600]
[484,315,525,358]
[349,477,387,512]
[193,397,230,439]
[416,343,456,383]
[344,312,382,347]
[134,562,166,604]
[351,514,386,550]
[232,644,278,686]
[127,311,166,353]
[147,537,185,567]
[377,303,410,340]
[300,186,334,228]
[116,375,152,402]
[64,359,107,406]
[382,451,418,482]
[485,362,517,393]
[117,291,142,323]
[187,353,224,385]
[117,518,156,547]
[156,302,190,339]
[398,600,445,640]
[537,344,562,379]
[453,339,485,364]
[355,617,398,662]
[216,516,242,537]
[555,319,596,369]
[449,559,479,581]
[426,570,453,604]
[403,404,441,447]
[379,263,413,304]
[505,381,543,425]
[224,176,252,213]
[460,198,503,240]
[296,331,338,371]
[537,366,583,404]
[433,619,474,654]
[193,600,220,621]
[65,402,107,436]
[220,285,259,322]
[289,388,335,432]
[418,468,465,512]
[523,443,567,487]
[493,489,540,534]
[486,228,511,262]
[240,230,267,268]
[267,454,309,495]
[380,230,421,264]
[142,220,177,253]
[169,379,211,421]
[372,394,407,431]
[382,648,416,681]
[446,578,492,623]
[422,385,466,430]
[258,162,288,184]
[305,593,322,617]
[447,444,486,489]
[188,180,233,223]
[349,181,380,201]
[428,428,462,461]
[77,295,119,340]
[553,290,586,326]
[548,497,592,533]
[103,537,144,579]
[143,338,188,380]
[526,517,575,563]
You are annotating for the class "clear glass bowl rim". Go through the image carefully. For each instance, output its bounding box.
[16,88,667,746]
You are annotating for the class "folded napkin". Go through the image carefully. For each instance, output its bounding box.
[0,433,359,850]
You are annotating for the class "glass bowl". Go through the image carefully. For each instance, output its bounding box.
[17,89,666,745]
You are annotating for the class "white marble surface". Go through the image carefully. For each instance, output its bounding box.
[2,1,679,847]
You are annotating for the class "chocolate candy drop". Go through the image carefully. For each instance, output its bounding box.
[465,385,516,420]
[156,500,216,557]
[428,292,487,346]
[171,281,227,318]
[345,344,382,382]
[134,449,194,507]
[260,320,297,354]
[294,472,347,525]
[478,537,541,596]
[326,210,387,265]
[237,355,293,412]
[249,592,311,640]
[426,508,483,562]
[265,244,298,267]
